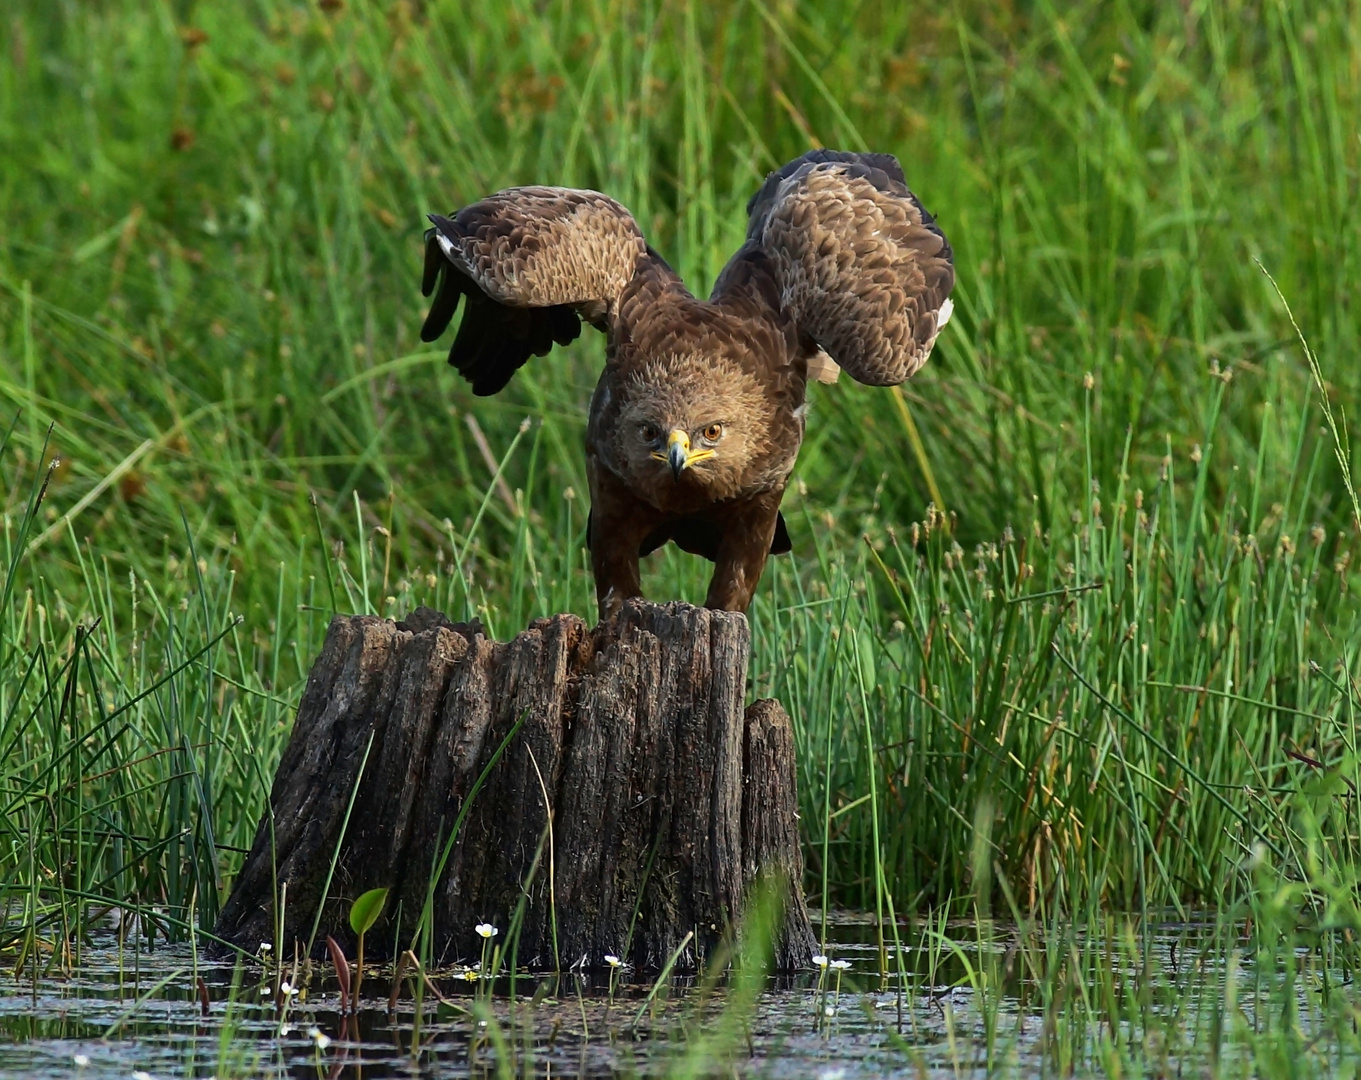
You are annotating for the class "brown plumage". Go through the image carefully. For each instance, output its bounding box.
[420,150,955,617]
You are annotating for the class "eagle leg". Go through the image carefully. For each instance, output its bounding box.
[592,538,644,620]
[703,492,783,614]
[587,466,662,620]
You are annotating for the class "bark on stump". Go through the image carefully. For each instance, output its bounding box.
[214,600,816,971]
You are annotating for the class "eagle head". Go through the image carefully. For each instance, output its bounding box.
[611,352,772,502]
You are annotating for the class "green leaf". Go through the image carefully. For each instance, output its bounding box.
[856,631,876,691]
[349,887,389,936]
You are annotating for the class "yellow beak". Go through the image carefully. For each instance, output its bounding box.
[651,429,715,480]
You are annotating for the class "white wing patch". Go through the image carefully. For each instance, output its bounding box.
[806,348,841,385]
[936,297,954,330]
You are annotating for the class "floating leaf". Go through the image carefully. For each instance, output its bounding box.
[349,887,389,936]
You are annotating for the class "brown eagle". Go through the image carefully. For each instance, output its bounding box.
[420,150,954,618]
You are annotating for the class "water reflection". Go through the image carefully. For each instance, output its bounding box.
[0,913,1265,1078]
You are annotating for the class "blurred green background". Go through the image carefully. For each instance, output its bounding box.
[1,0,1359,936]
[6,0,1356,556]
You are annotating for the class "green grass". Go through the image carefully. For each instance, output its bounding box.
[2,0,1361,1073]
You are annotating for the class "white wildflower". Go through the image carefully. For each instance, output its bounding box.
[475,923,498,939]
[307,1026,332,1050]
[830,959,851,971]
[812,954,829,968]
[604,954,622,968]
[73,1056,90,1068]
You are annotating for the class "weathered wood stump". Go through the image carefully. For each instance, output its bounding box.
[214,600,816,971]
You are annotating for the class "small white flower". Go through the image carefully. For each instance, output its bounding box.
[259,985,272,996]
[280,981,298,996]
[73,1055,90,1068]
[823,1004,836,1017]
[133,1072,155,1080]
[475,922,498,939]
[258,942,272,952]
[812,954,829,968]
[307,1026,331,1050]
[604,954,622,968]
[830,959,851,971]
[279,1023,293,1037]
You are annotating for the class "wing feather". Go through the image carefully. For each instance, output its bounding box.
[420,187,651,395]
[735,150,955,386]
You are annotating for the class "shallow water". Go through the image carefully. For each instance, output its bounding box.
[0,912,1291,1079]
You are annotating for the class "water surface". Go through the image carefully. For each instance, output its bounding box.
[0,912,1279,1078]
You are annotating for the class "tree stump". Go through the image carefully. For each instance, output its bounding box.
[214,599,816,972]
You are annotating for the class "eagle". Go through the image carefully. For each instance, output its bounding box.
[420,149,955,618]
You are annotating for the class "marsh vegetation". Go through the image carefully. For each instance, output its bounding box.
[2,0,1359,1075]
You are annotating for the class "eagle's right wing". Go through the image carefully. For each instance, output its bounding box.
[421,186,661,396]
[728,150,955,386]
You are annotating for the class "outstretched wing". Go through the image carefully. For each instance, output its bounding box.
[731,150,955,386]
[421,186,651,395]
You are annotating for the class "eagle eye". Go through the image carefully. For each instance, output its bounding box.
[702,423,724,443]
[639,422,661,443]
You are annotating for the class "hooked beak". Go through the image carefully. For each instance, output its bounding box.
[667,430,690,480]
[651,429,716,481]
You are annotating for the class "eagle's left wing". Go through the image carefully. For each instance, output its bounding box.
[718,150,955,386]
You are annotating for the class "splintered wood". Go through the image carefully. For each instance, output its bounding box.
[214,600,816,972]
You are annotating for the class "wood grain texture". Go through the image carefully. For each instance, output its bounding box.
[214,602,817,972]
